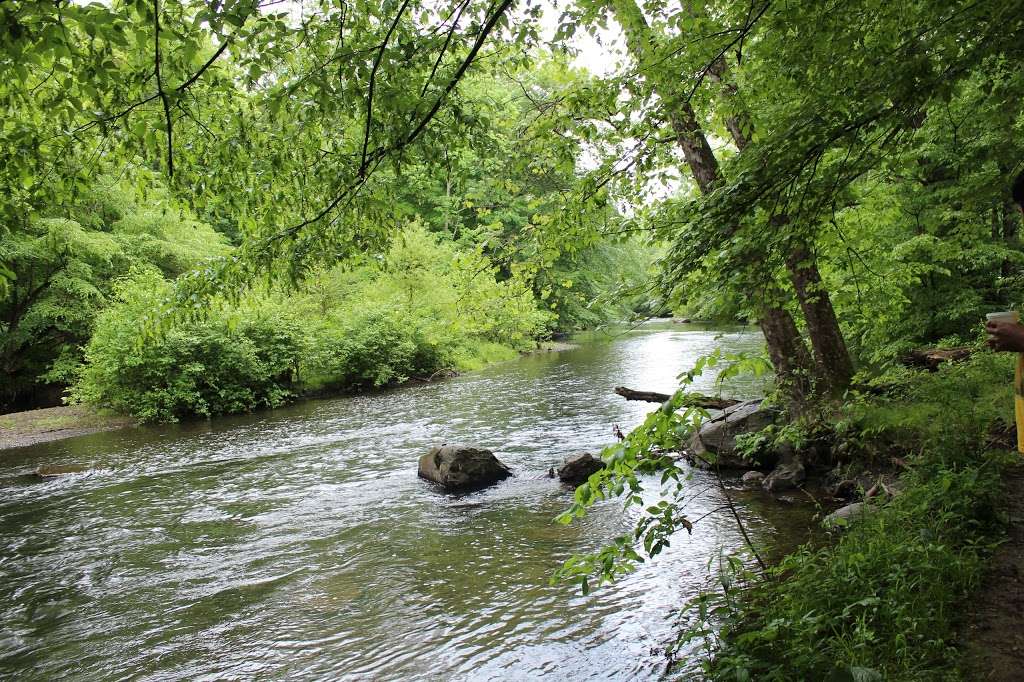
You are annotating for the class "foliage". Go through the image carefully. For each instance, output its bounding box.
[691,461,1004,681]
[552,349,772,593]
[298,224,552,387]
[72,269,302,422]
[71,225,553,420]
[678,354,1016,680]
[0,175,227,411]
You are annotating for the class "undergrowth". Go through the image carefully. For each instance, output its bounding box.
[679,353,1017,681]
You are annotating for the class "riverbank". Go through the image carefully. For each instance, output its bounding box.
[0,406,135,450]
[0,340,584,452]
[680,352,1018,679]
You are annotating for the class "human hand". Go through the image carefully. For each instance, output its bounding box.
[986,321,1024,352]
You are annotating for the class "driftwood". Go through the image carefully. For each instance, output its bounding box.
[901,347,973,371]
[614,386,741,410]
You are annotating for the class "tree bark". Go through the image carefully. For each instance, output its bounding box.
[786,243,854,391]
[758,299,815,400]
[607,0,817,399]
[667,100,721,193]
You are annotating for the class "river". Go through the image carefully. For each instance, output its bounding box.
[0,322,817,680]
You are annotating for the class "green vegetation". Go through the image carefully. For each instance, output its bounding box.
[683,356,1014,680]
[3,0,1024,677]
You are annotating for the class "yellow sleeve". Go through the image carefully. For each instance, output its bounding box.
[1016,353,1024,454]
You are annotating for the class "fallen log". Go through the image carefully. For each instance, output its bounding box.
[614,386,741,410]
[901,347,973,371]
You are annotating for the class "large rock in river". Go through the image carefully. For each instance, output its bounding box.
[557,452,604,484]
[688,399,778,469]
[418,444,512,491]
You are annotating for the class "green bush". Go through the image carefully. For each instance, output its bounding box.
[700,463,1004,681]
[72,225,553,420]
[0,172,229,411]
[73,271,302,422]
[302,306,449,389]
[295,224,552,390]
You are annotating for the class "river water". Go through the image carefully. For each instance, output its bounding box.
[0,322,817,680]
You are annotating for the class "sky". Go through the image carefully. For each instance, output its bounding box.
[273,0,627,76]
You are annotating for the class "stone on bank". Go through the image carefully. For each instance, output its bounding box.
[688,399,778,469]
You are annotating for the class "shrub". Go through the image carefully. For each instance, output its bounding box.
[679,353,1016,680]
[73,270,303,422]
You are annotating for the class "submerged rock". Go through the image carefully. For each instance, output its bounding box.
[418,445,512,491]
[33,464,89,479]
[557,452,604,484]
[688,399,778,469]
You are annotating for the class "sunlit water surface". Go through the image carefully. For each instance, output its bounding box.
[0,322,817,680]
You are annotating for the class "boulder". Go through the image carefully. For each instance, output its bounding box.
[418,445,512,491]
[823,502,876,529]
[557,452,604,484]
[762,451,806,493]
[688,399,778,469]
[741,470,766,487]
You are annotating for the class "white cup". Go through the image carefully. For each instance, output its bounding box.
[986,311,1020,325]
[987,311,1020,338]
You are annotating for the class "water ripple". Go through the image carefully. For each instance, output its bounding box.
[0,323,815,680]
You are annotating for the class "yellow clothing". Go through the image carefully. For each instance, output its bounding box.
[1016,353,1024,454]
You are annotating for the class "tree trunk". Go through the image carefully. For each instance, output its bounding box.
[758,298,815,400]
[786,244,854,392]
[667,100,721,193]
[707,57,751,150]
[607,0,817,399]
[713,55,853,393]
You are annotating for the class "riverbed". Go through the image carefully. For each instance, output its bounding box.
[0,322,818,680]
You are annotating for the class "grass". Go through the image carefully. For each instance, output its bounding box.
[680,353,1017,681]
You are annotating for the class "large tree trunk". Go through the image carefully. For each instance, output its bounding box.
[786,244,854,392]
[713,55,853,393]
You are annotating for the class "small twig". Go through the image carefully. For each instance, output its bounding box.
[690,450,767,574]
[715,467,767,574]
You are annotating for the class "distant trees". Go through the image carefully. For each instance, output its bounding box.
[3,0,1023,410]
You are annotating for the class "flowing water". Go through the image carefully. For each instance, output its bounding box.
[0,322,818,680]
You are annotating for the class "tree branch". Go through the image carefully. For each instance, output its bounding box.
[280,0,516,237]
[154,0,174,178]
[362,0,413,177]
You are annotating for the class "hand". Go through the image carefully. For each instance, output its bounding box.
[986,321,1024,352]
